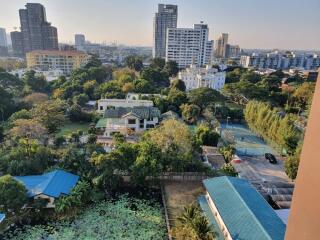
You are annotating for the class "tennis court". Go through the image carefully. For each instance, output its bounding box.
[220,123,277,156]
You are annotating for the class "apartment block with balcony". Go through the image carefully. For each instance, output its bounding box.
[26,50,90,75]
[166,22,213,69]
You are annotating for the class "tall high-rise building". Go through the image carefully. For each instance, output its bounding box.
[75,34,86,51]
[10,31,24,57]
[0,28,8,47]
[0,28,8,56]
[214,33,229,58]
[166,23,213,68]
[153,4,178,58]
[11,3,58,56]
[75,34,85,46]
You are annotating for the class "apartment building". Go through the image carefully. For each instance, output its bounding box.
[26,50,90,75]
[166,22,213,68]
[178,64,226,91]
[215,33,229,59]
[153,4,178,58]
[11,3,58,56]
[240,52,320,70]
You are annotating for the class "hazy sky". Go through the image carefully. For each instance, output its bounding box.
[1,0,319,49]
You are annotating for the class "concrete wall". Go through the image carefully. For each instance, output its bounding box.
[285,69,320,239]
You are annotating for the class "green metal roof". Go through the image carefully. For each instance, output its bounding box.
[202,176,286,240]
[95,118,108,128]
[104,106,161,119]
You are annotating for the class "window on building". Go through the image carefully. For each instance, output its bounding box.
[128,119,136,124]
[100,106,103,110]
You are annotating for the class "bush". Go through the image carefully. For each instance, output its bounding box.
[195,124,220,146]
[220,163,237,176]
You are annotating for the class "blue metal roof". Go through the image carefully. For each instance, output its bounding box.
[198,196,224,240]
[0,213,5,223]
[14,170,79,198]
[202,176,286,240]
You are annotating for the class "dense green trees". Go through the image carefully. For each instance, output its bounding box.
[180,104,201,124]
[55,180,92,214]
[125,56,143,72]
[244,101,300,155]
[170,79,186,91]
[188,87,225,110]
[285,144,302,180]
[23,70,48,93]
[195,124,220,147]
[0,175,28,213]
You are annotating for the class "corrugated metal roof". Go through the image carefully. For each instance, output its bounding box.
[202,176,286,240]
[95,118,108,128]
[198,196,224,240]
[104,106,161,119]
[14,170,79,198]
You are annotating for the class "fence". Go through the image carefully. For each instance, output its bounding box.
[121,172,213,182]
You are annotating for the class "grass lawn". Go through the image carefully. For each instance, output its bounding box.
[57,122,90,137]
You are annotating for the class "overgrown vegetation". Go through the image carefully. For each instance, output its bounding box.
[5,196,166,240]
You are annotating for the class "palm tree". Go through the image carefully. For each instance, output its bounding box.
[193,215,216,240]
[176,203,216,240]
[177,203,200,225]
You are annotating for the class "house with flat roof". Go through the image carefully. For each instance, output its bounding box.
[96,106,160,138]
[14,170,79,208]
[199,176,286,240]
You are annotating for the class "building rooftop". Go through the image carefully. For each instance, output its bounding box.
[14,170,79,198]
[161,110,179,120]
[198,196,224,240]
[104,106,161,119]
[26,50,87,56]
[202,176,286,240]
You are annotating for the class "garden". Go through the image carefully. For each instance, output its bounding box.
[5,195,167,240]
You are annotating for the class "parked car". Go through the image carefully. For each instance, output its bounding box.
[265,153,277,164]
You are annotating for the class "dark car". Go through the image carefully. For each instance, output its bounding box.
[265,153,277,164]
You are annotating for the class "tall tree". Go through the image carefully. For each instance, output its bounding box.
[0,175,28,213]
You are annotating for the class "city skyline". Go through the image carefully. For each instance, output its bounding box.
[0,0,320,50]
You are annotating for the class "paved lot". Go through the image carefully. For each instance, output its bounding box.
[232,155,290,183]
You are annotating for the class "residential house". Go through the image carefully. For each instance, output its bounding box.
[14,170,79,208]
[97,98,153,114]
[198,176,286,240]
[96,106,161,138]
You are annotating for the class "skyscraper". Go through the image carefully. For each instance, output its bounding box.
[0,28,8,56]
[75,34,85,46]
[10,31,24,57]
[75,34,86,51]
[11,3,58,56]
[166,23,213,68]
[0,28,8,47]
[214,33,229,58]
[153,4,178,58]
